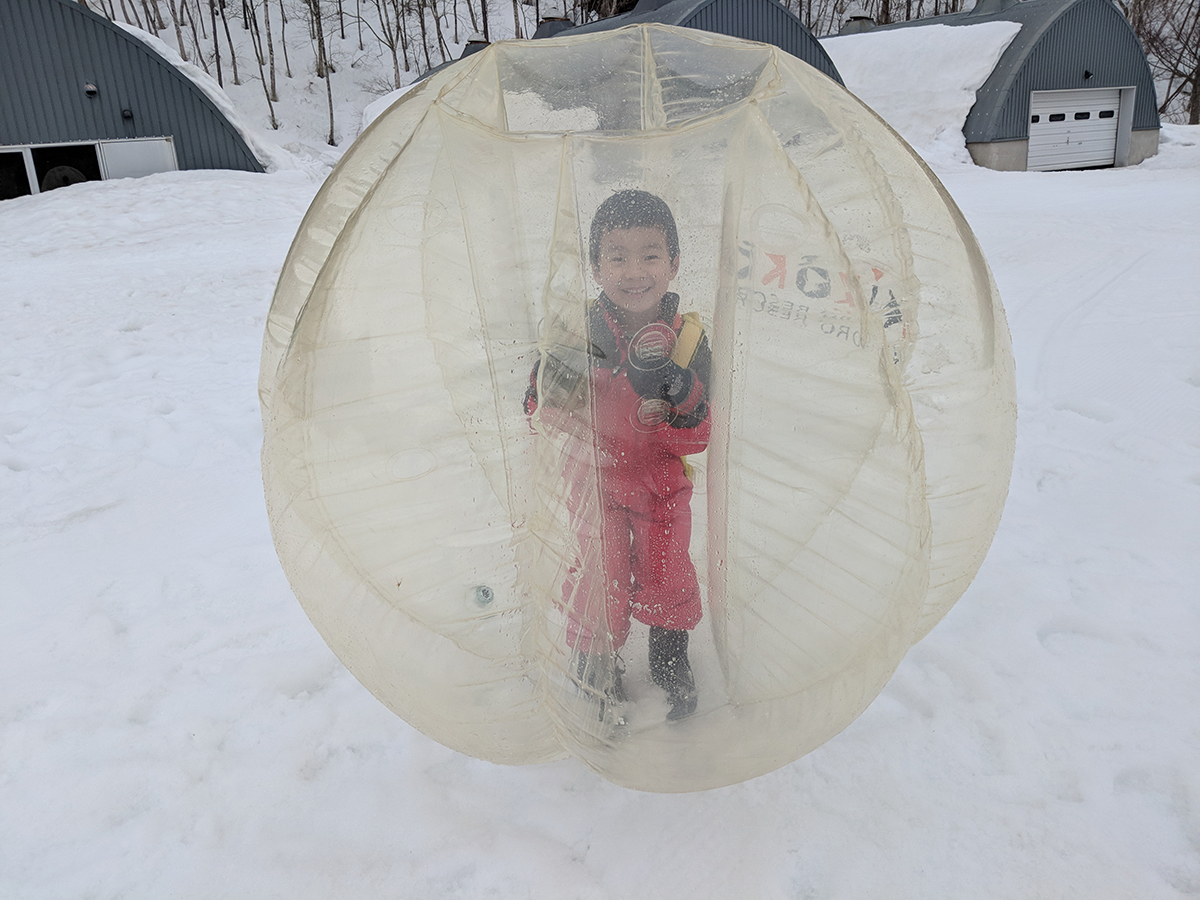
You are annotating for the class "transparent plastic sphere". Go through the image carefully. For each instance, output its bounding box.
[260,24,1015,792]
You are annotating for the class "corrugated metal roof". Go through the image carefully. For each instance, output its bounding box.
[878,0,1158,141]
[0,0,263,172]
[564,0,844,84]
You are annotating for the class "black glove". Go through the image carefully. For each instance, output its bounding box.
[540,344,590,409]
[627,358,694,406]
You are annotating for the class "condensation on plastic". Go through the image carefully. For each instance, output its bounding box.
[259,25,1016,792]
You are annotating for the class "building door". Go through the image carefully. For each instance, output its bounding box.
[1028,88,1124,171]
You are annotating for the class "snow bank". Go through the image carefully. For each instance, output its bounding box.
[1143,122,1200,169]
[362,83,421,131]
[114,22,296,173]
[823,22,1021,167]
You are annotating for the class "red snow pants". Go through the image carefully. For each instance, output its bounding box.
[554,366,708,652]
[566,470,702,651]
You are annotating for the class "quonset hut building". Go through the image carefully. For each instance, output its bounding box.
[877,0,1160,171]
[1,0,264,202]
[550,0,844,85]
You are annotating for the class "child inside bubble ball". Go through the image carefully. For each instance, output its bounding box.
[524,190,712,721]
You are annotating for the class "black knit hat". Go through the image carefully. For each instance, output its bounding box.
[589,190,680,267]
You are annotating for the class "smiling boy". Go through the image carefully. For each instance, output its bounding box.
[525,190,712,721]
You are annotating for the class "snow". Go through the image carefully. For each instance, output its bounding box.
[2,59,1200,900]
[114,22,297,174]
[823,22,1022,167]
[362,83,421,131]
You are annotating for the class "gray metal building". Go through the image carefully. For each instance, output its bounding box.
[556,0,844,84]
[879,0,1159,170]
[1,0,264,202]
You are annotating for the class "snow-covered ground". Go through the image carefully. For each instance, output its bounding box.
[3,39,1200,898]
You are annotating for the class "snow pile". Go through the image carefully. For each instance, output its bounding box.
[361,84,420,130]
[1144,122,1200,168]
[823,22,1021,167]
[1,127,1199,893]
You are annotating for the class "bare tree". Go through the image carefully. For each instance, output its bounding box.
[185,1,211,71]
[120,0,145,28]
[415,0,433,68]
[218,0,242,84]
[261,0,278,99]
[303,0,337,144]
[360,0,405,86]
[209,0,223,84]
[429,0,449,61]
[191,0,207,37]
[396,0,413,72]
[248,0,280,125]
[165,0,190,58]
[279,0,294,77]
[143,0,166,29]
[1140,0,1200,123]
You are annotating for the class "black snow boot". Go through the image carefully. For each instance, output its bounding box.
[649,626,698,721]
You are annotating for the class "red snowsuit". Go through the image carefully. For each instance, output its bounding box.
[525,292,712,651]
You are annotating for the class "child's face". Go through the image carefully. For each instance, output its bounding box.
[592,226,679,323]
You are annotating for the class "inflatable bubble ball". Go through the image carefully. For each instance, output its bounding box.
[259,23,1016,792]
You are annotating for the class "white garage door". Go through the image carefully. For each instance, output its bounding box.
[1028,88,1122,171]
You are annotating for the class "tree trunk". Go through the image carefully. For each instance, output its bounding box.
[167,0,189,58]
[249,4,279,126]
[417,0,432,70]
[263,0,278,99]
[395,0,411,72]
[249,0,265,65]
[430,0,448,62]
[209,0,223,85]
[184,2,210,70]
[377,0,402,86]
[1190,59,1200,125]
[279,0,293,76]
[220,1,241,83]
[326,69,336,144]
[121,0,145,29]
[307,0,337,143]
[140,0,159,30]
